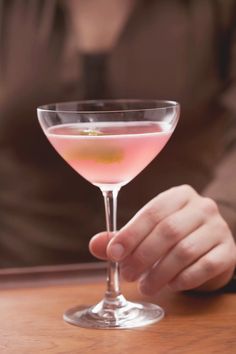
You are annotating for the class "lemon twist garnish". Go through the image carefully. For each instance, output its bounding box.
[79,129,103,136]
[65,144,123,164]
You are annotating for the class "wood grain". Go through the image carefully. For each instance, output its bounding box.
[0,265,235,354]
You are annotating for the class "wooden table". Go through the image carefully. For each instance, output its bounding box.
[0,262,235,354]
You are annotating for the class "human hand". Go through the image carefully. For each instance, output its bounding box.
[90,185,236,295]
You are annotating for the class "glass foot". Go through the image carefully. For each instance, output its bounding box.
[63,295,164,329]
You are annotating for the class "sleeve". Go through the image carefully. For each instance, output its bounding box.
[0,0,66,110]
[203,11,236,237]
[0,0,69,146]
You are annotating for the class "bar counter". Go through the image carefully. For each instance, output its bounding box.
[0,262,235,353]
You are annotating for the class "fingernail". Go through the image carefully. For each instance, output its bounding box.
[109,244,125,261]
[139,281,152,296]
[139,278,159,296]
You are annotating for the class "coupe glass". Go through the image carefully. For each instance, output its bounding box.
[37,99,180,329]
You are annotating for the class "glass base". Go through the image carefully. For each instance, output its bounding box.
[63,295,164,329]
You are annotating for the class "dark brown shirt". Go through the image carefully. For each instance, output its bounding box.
[0,0,236,267]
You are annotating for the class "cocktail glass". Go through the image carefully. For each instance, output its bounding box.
[37,99,180,329]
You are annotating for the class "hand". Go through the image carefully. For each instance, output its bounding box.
[90,185,236,295]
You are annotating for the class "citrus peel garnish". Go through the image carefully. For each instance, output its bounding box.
[64,145,123,163]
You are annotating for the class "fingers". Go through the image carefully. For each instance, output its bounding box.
[138,218,236,295]
[168,243,236,291]
[89,232,108,260]
[138,222,221,294]
[119,203,204,281]
[89,185,236,294]
[107,185,195,261]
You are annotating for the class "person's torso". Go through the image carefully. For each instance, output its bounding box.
[0,0,234,266]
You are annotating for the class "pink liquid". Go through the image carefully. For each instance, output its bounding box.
[46,122,172,187]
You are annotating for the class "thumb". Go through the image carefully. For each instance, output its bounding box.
[89,232,109,260]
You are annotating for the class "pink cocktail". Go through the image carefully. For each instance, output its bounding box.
[38,99,180,329]
[47,122,172,188]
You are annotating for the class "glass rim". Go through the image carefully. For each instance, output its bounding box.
[37,99,180,114]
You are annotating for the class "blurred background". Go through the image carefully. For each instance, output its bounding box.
[0,0,235,268]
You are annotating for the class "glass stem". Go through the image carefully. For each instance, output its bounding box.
[102,188,123,305]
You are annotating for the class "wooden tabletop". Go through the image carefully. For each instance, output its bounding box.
[0,262,235,354]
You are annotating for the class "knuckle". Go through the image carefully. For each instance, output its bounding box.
[202,256,218,275]
[144,206,159,225]
[180,184,196,197]
[201,197,218,215]
[175,241,195,261]
[215,218,231,236]
[159,217,181,241]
